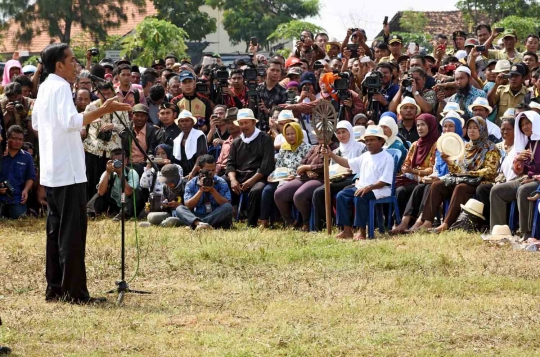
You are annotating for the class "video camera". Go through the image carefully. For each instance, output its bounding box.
[362,71,383,95]
[199,169,214,187]
[244,67,259,98]
[286,90,297,105]
[401,73,414,96]
[89,47,100,57]
[333,71,351,101]
[196,80,209,94]
[214,66,229,88]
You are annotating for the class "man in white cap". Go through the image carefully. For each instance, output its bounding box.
[396,96,421,143]
[447,65,487,117]
[226,108,275,227]
[172,110,208,180]
[468,97,502,142]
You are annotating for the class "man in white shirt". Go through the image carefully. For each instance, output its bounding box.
[32,43,131,305]
[323,125,394,240]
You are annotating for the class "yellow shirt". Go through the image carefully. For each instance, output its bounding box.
[493,85,528,123]
[379,54,397,63]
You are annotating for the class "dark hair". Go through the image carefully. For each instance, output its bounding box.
[501,118,515,127]
[442,56,459,65]
[436,34,448,40]
[7,125,24,138]
[533,69,540,79]
[302,30,314,39]
[96,81,114,91]
[376,62,393,73]
[524,51,539,62]
[516,103,531,111]
[476,24,492,34]
[90,64,106,79]
[198,154,216,168]
[22,141,34,152]
[13,75,33,89]
[4,82,22,96]
[410,67,427,78]
[115,64,131,76]
[165,54,178,62]
[299,58,309,66]
[110,148,124,157]
[76,87,92,98]
[526,34,540,42]
[411,55,426,65]
[375,42,388,50]
[149,84,166,101]
[230,69,244,77]
[159,68,172,77]
[41,43,70,75]
[268,59,283,69]
[142,73,158,87]
[143,68,159,77]
[315,32,328,40]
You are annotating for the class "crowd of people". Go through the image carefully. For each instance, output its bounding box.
[0,22,540,241]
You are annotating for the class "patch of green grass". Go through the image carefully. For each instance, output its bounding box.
[1,219,540,356]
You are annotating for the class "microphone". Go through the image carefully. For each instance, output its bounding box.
[87,74,107,83]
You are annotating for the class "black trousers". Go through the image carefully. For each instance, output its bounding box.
[396,183,417,218]
[246,182,265,227]
[403,183,429,220]
[85,152,108,201]
[476,183,493,228]
[45,183,89,301]
[86,190,141,218]
[312,177,354,231]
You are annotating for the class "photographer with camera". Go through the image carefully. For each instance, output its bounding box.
[87,148,142,220]
[293,30,326,70]
[341,28,372,61]
[207,105,230,148]
[389,67,437,115]
[176,154,232,230]
[0,125,36,219]
[1,82,35,144]
[367,63,399,114]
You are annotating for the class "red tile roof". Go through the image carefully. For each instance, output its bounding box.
[1,0,157,54]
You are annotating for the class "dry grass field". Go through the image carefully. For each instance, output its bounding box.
[1,218,540,356]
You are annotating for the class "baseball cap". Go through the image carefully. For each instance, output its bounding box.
[99,58,114,69]
[509,63,528,77]
[397,55,409,64]
[287,67,302,77]
[285,57,302,68]
[299,72,316,88]
[158,164,180,184]
[388,35,403,44]
[178,70,196,82]
[452,30,467,39]
[501,29,517,39]
[132,103,149,114]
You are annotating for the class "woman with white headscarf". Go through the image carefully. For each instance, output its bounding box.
[379,115,407,169]
[311,120,366,231]
[490,111,540,240]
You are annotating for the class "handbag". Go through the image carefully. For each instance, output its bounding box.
[440,174,482,187]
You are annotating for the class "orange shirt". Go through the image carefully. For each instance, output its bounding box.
[130,125,147,164]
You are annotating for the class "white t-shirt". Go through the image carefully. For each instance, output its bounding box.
[274,130,309,147]
[348,149,394,199]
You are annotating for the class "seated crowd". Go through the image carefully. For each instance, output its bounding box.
[1,23,540,240]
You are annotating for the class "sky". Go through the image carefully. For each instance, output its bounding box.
[307,0,458,40]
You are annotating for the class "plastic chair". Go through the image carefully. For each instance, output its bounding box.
[236,192,248,222]
[366,148,402,239]
[532,199,540,238]
[509,201,518,232]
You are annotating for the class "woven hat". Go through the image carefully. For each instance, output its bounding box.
[176,110,197,125]
[460,199,485,220]
[468,97,493,114]
[529,101,540,111]
[132,103,149,114]
[353,125,366,141]
[437,132,465,160]
[361,125,388,141]
[234,108,258,125]
[493,60,511,73]
[440,110,465,128]
[277,110,297,123]
[481,225,514,241]
[224,107,238,122]
[442,102,465,116]
[500,108,516,119]
[397,97,421,116]
[268,167,290,182]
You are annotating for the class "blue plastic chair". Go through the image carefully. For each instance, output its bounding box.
[208,145,222,160]
[532,199,540,237]
[509,201,518,232]
[366,148,402,239]
[236,192,248,222]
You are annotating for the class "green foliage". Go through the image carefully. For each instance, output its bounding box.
[122,18,188,67]
[275,48,291,59]
[399,10,428,34]
[0,0,146,45]
[70,33,124,61]
[23,55,41,66]
[456,0,540,24]
[152,0,217,41]
[207,0,320,50]
[494,16,539,43]
[267,20,325,42]
[378,32,434,53]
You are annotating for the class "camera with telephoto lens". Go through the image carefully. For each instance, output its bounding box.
[257,66,267,78]
[244,67,259,97]
[113,159,123,169]
[89,47,99,57]
[196,80,209,94]
[12,101,24,113]
[214,66,229,88]
[333,72,351,101]
[0,181,14,200]
[199,169,214,187]
[362,70,383,95]
[349,28,359,33]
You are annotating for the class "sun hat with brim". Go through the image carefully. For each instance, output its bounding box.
[224,107,238,122]
[329,164,350,180]
[530,101,540,111]
[361,125,388,141]
[327,38,341,48]
[353,126,366,141]
[158,164,180,184]
[437,132,465,160]
[234,108,258,126]
[440,110,465,128]
[287,67,302,77]
[277,110,298,123]
[481,225,515,241]
[492,59,511,73]
[500,108,517,119]
[397,97,421,116]
[468,97,493,114]
[501,29,517,39]
[268,167,290,183]
[22,65,37,74]
[175,110,197,125]
[460,199,485,220]
[442,102,465,116]
[132,103,149,114]
[171,63,181,70]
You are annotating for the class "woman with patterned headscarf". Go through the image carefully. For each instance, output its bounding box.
[419,116,500,232]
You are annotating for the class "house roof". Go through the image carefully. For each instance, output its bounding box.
[376,10,488,39]
[1,0,157,54]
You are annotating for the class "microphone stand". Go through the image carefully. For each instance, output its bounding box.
[90,78,154,305]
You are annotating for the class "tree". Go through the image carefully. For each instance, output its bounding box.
[207,0,320,50]
[70,33,124,60]
[399,11,428,34]
[152,0,216,41]
[456,0,540,24]
[267,20,325,42]
[122,18,188,67]
[494,16,538,45]
[0,0,146,46]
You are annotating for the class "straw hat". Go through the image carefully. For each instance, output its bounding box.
[442,102,465,116]
[492,59,511,73]
[437,132,465,160]
[468,97,493,114]
[276,110,298,123]
[481,225,514,241]
[397,97,421,116]
[440,110,465,128]
[234,108,258,126]
[268,167,290,182]
[329,164,350,180]
[529,101,540,112]
[175,110,197,125]
[361,125,388,141]
[500,108,516,120]
[353,126,366,141]
[460,199,485,220]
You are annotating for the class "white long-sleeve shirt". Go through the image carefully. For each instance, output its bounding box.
[32,74,87,187]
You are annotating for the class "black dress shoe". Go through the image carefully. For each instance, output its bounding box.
[0,346,11,355]
[70,296,107,305]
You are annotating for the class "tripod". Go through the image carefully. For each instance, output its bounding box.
[89,78,154,305]
[366,92,381,124]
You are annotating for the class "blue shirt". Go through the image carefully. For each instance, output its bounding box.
[448,86,487,118]
[381,83,400,112]
[0,150,36,204]
[483,82,498,122]
[184,175,231,215]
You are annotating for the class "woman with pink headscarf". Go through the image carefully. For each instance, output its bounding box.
[2,60,23,87]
